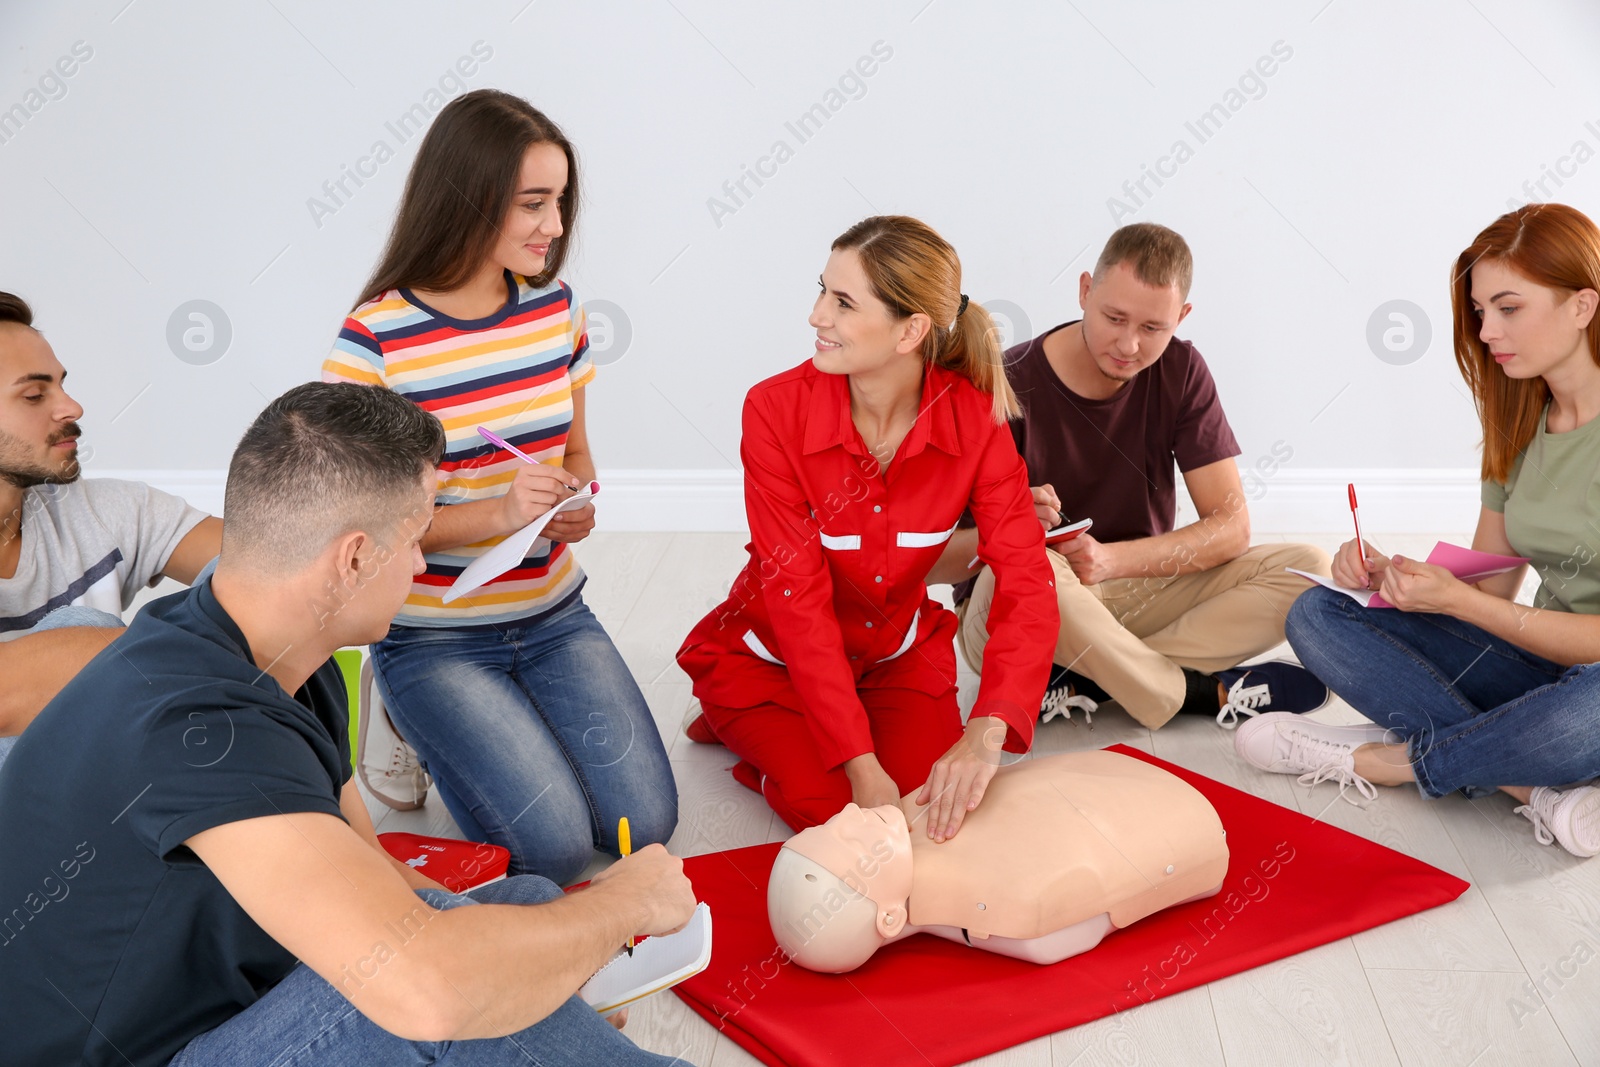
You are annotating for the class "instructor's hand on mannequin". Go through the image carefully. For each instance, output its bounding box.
[1331,537,1390,590]
[916,715,1005,843]
[844,753,903,811]
[1056,533,1120,586]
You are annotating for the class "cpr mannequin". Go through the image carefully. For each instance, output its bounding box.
[768,749,1229,972]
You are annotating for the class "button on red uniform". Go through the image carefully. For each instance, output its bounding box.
[678,360,1058,825]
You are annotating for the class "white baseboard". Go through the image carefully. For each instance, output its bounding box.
[91,467,1482,534]
[1183,468,1483,535]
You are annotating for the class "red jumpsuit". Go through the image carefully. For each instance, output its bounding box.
[677,359,1059,830]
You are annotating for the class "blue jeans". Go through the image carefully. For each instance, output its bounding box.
[371,595,678,884]
[171,875,690,1066]
[0,604,124,771]
[1286,586,1600,797]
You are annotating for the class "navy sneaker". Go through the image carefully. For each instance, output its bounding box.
[1039,664,1109,726]
[1212,660,1330,730]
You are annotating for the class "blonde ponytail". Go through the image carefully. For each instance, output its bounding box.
[936,297,1018,423]
[832,215,1019,425]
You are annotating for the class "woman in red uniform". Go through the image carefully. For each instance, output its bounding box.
[678,215,1059,840]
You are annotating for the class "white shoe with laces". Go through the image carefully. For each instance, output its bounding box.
[1514,785,1600,858]
[357,660,432,811]
[1234,712,1401,806]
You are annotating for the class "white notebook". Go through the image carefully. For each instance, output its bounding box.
[442,481,599,604]
[580,902,713,1016]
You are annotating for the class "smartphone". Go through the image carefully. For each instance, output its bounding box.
[967,517,1095,571]
[1044,518,1093,546]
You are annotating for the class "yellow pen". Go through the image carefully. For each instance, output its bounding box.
[618,816,634,955]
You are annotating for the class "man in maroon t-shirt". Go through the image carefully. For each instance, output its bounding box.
[932,223,1331,730]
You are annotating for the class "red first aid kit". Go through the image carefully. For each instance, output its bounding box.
[377,832,510,893]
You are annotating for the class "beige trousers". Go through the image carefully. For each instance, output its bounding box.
[957,542,1331,729]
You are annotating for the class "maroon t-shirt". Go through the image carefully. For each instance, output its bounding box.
[955,321,1239,601]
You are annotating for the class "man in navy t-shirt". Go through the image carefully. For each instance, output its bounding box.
[933,224,1331,731]
[0,382,694,1066]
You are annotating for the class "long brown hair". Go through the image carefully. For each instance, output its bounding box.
[354,89,580,309]
[1453,203,1600,482]
[832,216,1019,423]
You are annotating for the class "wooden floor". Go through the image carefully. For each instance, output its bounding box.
[357,531,1600,1067]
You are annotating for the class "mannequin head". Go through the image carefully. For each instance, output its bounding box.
[767,802,914,972]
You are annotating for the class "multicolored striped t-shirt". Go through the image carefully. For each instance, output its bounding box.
[322,270,595,629]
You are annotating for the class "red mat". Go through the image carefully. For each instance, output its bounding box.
[673,744,1467,1066]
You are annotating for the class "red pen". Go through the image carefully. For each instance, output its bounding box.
[1347,483,1369,579]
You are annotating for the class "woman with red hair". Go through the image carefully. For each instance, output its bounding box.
[1235,203,1600,859]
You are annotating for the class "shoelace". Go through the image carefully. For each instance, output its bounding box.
[1515,787,1600,857]
[1216,678,1271,729]
[387,741,431,789]
[1040,686,1098,727]
[389,742,419,776]
[1513,801,1557,847]
[1282,731,1377,804]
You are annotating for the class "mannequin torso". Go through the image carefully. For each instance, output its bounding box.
[769,750,1229,972]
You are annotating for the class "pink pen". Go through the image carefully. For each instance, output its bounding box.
[478,425,537,466]
[480,425,585,495]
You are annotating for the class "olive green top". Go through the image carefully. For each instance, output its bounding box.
[1481,403,1600,615]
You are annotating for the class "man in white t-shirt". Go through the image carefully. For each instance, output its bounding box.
[0,291,222,766]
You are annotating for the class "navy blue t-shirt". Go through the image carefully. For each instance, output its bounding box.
[0,578,352,1066]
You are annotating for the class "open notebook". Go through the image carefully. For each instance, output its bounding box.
[442,481,600,604]
[1290,540,1527,608]
[580,902,713,1016]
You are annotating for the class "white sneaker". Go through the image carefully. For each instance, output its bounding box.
[357,660,431,811]
[1234,712,1399,806]
[1514,785,1600,858]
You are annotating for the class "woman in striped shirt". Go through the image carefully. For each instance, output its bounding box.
[323,89,676,884]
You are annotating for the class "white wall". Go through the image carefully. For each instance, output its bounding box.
[4,1,1598,531]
